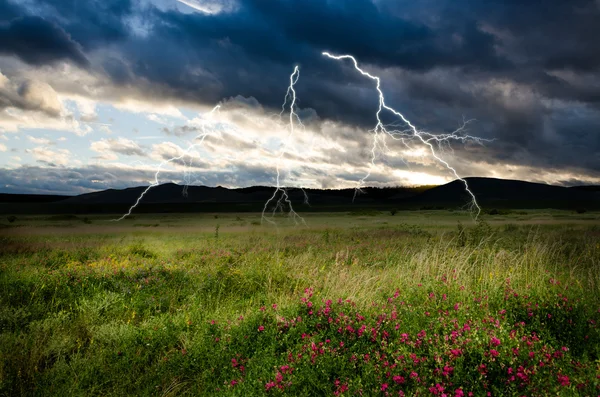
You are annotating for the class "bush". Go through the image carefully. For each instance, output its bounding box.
[6,215,16,223]
[390,208,398,216]
[575,208,587,214]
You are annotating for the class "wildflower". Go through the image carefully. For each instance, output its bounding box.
[490,336,501,347]
[258,325,265,332]
[265,381,276,391]
[381,383,389,391]
[478,364,487,375]
[393,375,405,384]
[230,380,238,386]
[489,349,499,358]
[450,349,462,358]
[557,374,570,386]
[455,389,464,397]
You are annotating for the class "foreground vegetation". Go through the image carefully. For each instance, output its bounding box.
[1,211,599,396]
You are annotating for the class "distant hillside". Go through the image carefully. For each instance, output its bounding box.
[571,185,600,193]
[411,178,599,209]
[0,178,597,214]
[0,193,71,203]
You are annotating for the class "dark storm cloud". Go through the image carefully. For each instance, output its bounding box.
[20,0,133,50]
[0,16,89,67]
[0,0,20,22]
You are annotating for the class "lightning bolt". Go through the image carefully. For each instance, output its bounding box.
[261,66,307,226]
[111,105,221,221]
[114,66,308,224]
[322,52,491,219]
[116,55,490,223]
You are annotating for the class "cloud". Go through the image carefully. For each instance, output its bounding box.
[0,71,64,116]
[0,0,599,193]
[18,80,63,116]
[0,142,6,151]
[0,16,89,67]
[27,135,54,145]
[91,137,146,157]
[25,147,71,166]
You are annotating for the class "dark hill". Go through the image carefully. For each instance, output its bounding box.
[0,193,71,203]
[411,177,599,209]
[0,178,597,214]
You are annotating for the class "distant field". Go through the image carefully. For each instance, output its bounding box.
[1,211,599,395]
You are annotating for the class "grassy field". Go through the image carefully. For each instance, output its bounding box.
[1,210,599,396]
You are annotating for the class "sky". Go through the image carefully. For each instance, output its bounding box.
[0,0,599,195]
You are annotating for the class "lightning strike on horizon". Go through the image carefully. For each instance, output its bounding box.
[261,65,308,226]
[112,105,221,221]
[322,52,492,219]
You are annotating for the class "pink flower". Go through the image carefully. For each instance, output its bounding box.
[489,349,499,357]
[454,389,464,397]
[450,349,462,358]
[490,336,501,347]
[265,381,276,391]
[381,383,389,391]
[393,375,405,384]
[558,374,570,386]
[258,325,265,332]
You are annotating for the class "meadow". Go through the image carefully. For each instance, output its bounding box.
[1,210,599,396]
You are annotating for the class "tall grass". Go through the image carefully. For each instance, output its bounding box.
[0,219,599,395]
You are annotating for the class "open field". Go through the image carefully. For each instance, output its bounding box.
[1,210,600,396]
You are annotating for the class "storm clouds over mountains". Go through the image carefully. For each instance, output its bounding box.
[0,0,599,194]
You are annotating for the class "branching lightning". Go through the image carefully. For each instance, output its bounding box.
[261,65,307,226]
[115,52,491,223]
[111,105,221,221]
[322,52,492,219]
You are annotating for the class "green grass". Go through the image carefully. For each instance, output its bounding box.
[1,211,599,396]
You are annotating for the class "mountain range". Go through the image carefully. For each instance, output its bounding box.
[0,178,597,214]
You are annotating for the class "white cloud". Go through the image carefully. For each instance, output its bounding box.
[115,99,185,118]
[25,147,72,166]
[0,143,7,152]
[0,72,91,135]
[91,137,146,157]
[150,142,187,162]
[18,80,63,117]
[27,135,54,145]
